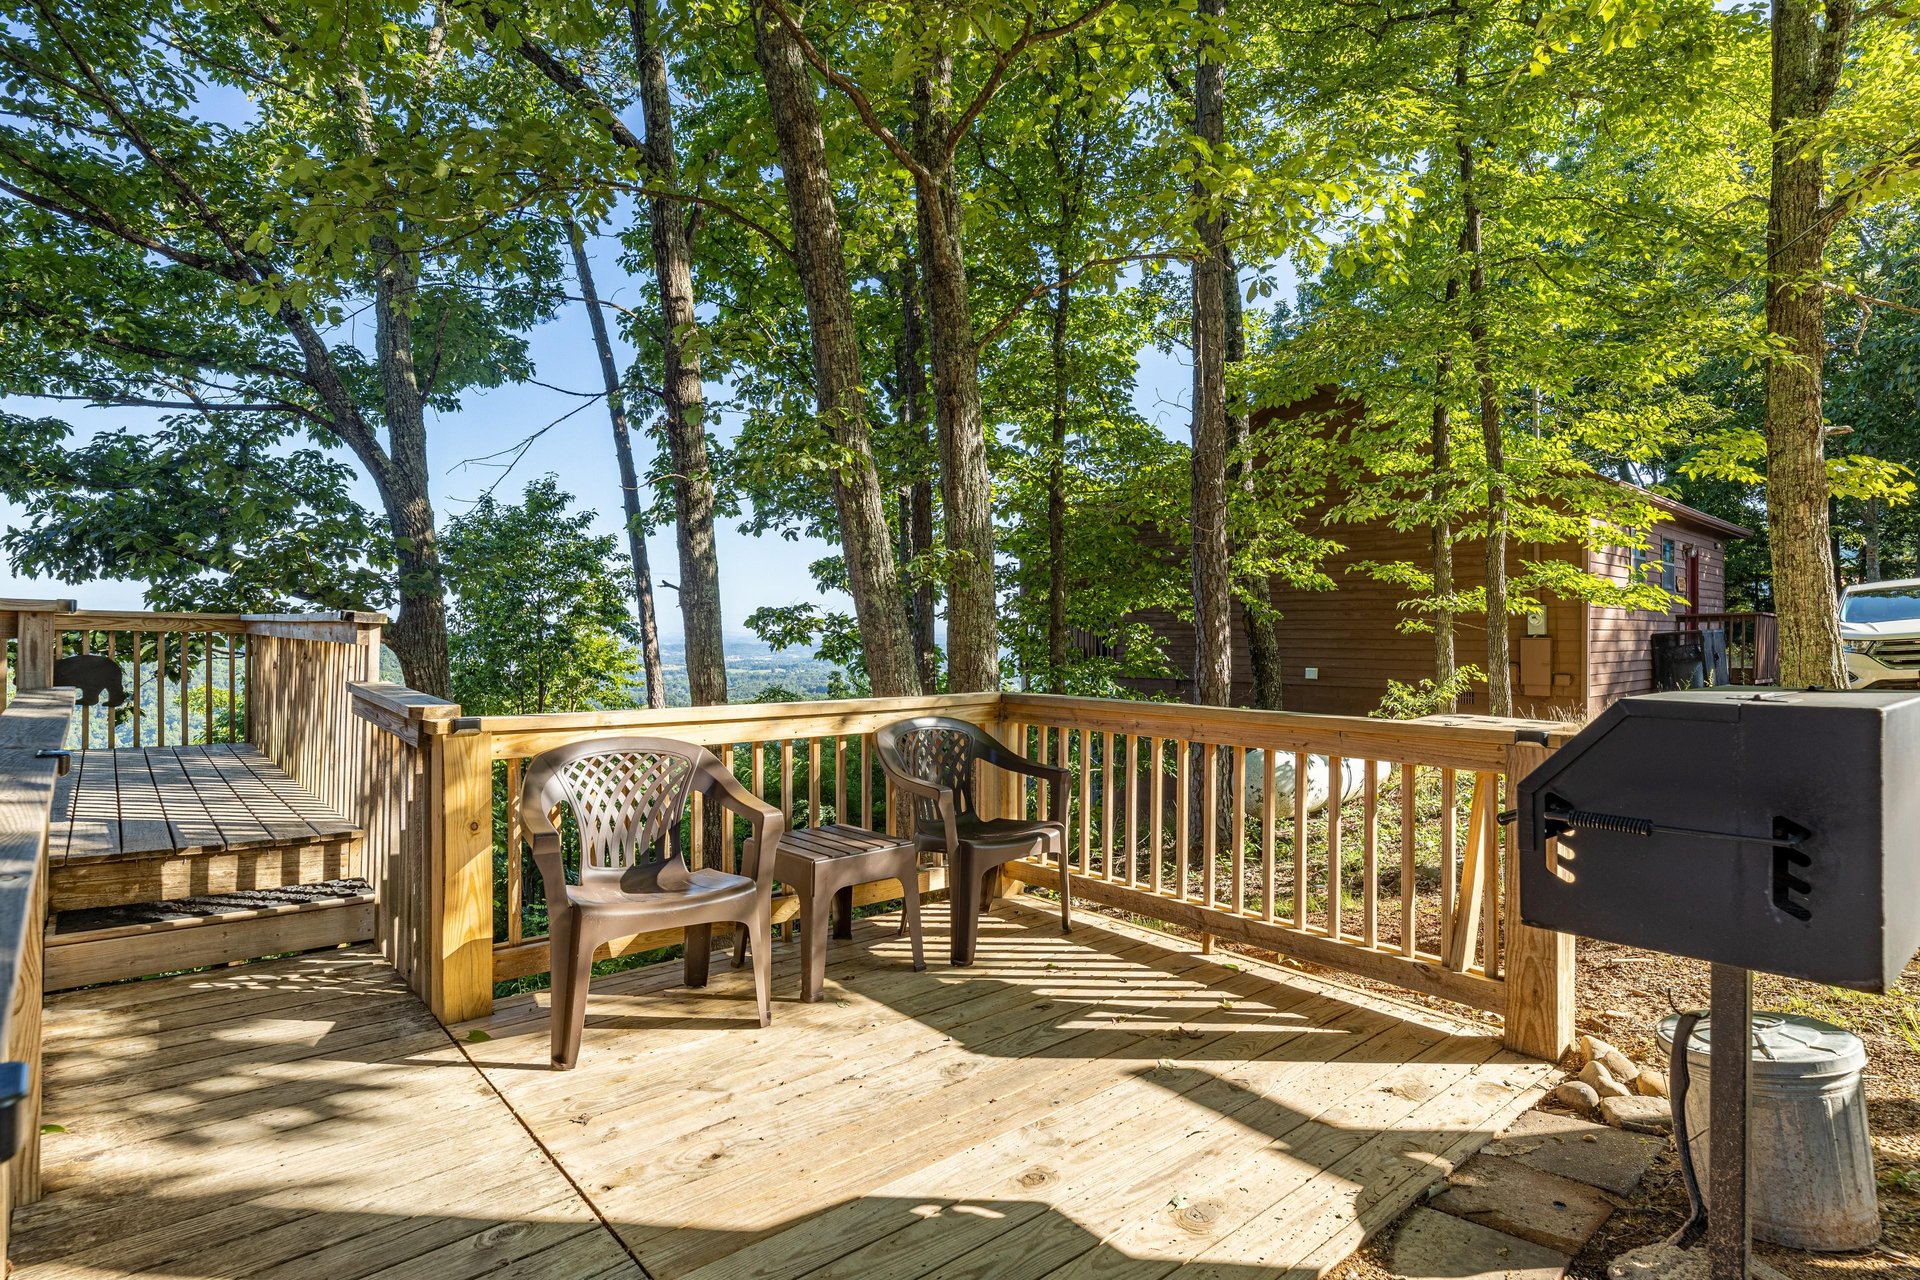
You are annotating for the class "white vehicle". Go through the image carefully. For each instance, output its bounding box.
[1841,579,1920,688]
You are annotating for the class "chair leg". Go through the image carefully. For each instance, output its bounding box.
[748,905,773,1027]
[832,884,855,940]
[900,870,926,972]
[800,888,828,1003]
[549,917,595,1071]
[950,859,979,967]
[730,922,748,969]
[1058,859,1073,934]
[684,923,712,988]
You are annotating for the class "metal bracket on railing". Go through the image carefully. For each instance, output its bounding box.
[0,1060,31,1161]
[34,748,71,777]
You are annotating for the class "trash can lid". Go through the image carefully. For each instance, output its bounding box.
[1656,1011,1867,1078]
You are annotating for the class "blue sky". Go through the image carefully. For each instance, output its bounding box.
[2,227,1209,640]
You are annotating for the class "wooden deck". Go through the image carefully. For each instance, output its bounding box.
[51,745,360,864]
[15,899,1551,1279]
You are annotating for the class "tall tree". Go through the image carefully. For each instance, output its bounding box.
[749,0,922,697]
[629,0,727,706]
[442,476,640,715]
[0,0,565,696]
[1189,0,1233,707]
[567,219,666,709]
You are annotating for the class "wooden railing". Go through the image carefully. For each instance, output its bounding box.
[995,696,1575,1057]
[1,602,385,766]
[1681,612,1779,686]
[345,685,1575,1059]
[0,688,76,1258]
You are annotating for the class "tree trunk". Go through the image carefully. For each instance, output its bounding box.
[1764,0,1852,687]
[632,0,727,706]
[1455,54,1509,716]
[751,2,921,698]
[1864,497,1881,581]
[334,74,450,698]
[896,252,940,693]
[1223,252,1282,710]
[1429,277,1462,713]
[569,220,666,709]
[913,53,1000,693]
[1047,280,1071,691]
[1189,0,1233,708]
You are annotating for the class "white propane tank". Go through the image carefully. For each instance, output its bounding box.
[1656,1011,1880,1251]
[1240,750,1366,818]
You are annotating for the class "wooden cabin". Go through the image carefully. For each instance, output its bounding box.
[1120,404,1762,719]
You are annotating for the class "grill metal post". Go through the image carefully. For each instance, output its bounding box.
[1707,963,1753,1280]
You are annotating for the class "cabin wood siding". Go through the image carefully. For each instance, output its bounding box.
[1122,513,1734,720]
[1585,519,1728,716]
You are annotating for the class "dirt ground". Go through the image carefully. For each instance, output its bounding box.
[1322,936,1920,1278]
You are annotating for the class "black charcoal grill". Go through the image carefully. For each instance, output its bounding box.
[1513,688,1920,1278]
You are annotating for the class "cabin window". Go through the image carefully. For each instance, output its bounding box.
[1661,539,1676,591]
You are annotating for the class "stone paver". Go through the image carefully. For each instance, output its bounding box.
[1429,1154,1617,1255]
[1386,1207,1571,1280]
[1483,1109,1665,1196]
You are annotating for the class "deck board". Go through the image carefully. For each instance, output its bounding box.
[15,949,644,1280]
[14,902,1550,1280]
[458,899,1551,1280]
[53,745,359,864]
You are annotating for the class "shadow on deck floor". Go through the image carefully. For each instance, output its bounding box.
[15,899,1550,1279]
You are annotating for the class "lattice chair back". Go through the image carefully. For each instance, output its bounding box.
[877,717,985,833]
[523,737,704,880]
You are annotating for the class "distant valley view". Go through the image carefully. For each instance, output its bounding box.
[648,639,844,706]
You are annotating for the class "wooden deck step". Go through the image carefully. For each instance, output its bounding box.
[48,744,364,911]
[44,892,376,991]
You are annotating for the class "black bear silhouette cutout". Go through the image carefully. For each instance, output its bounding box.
[54,654,128,708]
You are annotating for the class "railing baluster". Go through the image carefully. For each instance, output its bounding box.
[1260,747,1276,922]
[1400,763,1419,958]
[227,634,238,743]
[1482,771,1502,975]
[1362,760,1379,948]
[157,633,168,748]
[1438,767,1457,959]
[1292,751,1309,929]
[779,739,794,830]
[1229,745,1246,914]
[505,757,524,946]
[833,734,846,826]
[1326,755,1344,939]
[204,632,214,744]
[1202,743,1218,909]
[1174,740,1191,900]
[78,630,91,747]
[1149,736,1165,894]
[131,632,143,747]
[1105,729,1121,882]
[1076,729,1092,873]
[808,737,821,830]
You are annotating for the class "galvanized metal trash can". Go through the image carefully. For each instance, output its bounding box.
[1658,1012,1880,1251]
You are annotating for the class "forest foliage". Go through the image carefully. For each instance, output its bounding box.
[2,0,1917,711]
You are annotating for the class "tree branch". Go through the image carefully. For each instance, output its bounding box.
[975,251,1185,353]
[762,0,930,184]
[944,1,1117,169]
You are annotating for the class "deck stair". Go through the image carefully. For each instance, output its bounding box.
[45,744,370,989]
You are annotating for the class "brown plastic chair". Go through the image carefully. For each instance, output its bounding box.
[521,736,784,1069]
[875,716,1071,966]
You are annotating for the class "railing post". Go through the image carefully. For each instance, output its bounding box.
[11,606,66,693]
[1502,735,1575,1060]
[429,724,495,1023]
